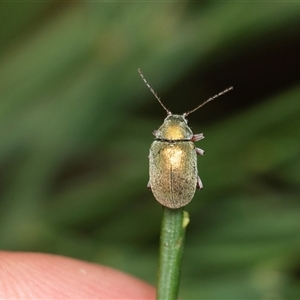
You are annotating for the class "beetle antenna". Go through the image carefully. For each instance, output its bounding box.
[184,86,233,117]
[138,69,171,115]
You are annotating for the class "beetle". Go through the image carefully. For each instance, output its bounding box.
[138,69,232,209]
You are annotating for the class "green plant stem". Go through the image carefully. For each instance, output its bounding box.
[156,207,189,300]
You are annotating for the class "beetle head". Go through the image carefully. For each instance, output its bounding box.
[154,114,193,141]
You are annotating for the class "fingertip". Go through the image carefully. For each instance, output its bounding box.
[0,251,155,299]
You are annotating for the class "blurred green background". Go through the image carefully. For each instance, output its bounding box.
[1,2,300,299]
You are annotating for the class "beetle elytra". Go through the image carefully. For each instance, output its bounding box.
[138,69,232,209]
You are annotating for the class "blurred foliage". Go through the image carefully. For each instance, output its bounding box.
[0,2,300,299]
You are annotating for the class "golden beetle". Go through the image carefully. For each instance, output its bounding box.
[138,69,232,209]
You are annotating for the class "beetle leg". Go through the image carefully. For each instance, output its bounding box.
[196,148,205,155]
[191,133,204,142]
[196,176,203,190]
[147,180,151,190]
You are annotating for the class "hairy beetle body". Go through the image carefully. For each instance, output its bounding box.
[148,115,203,209]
